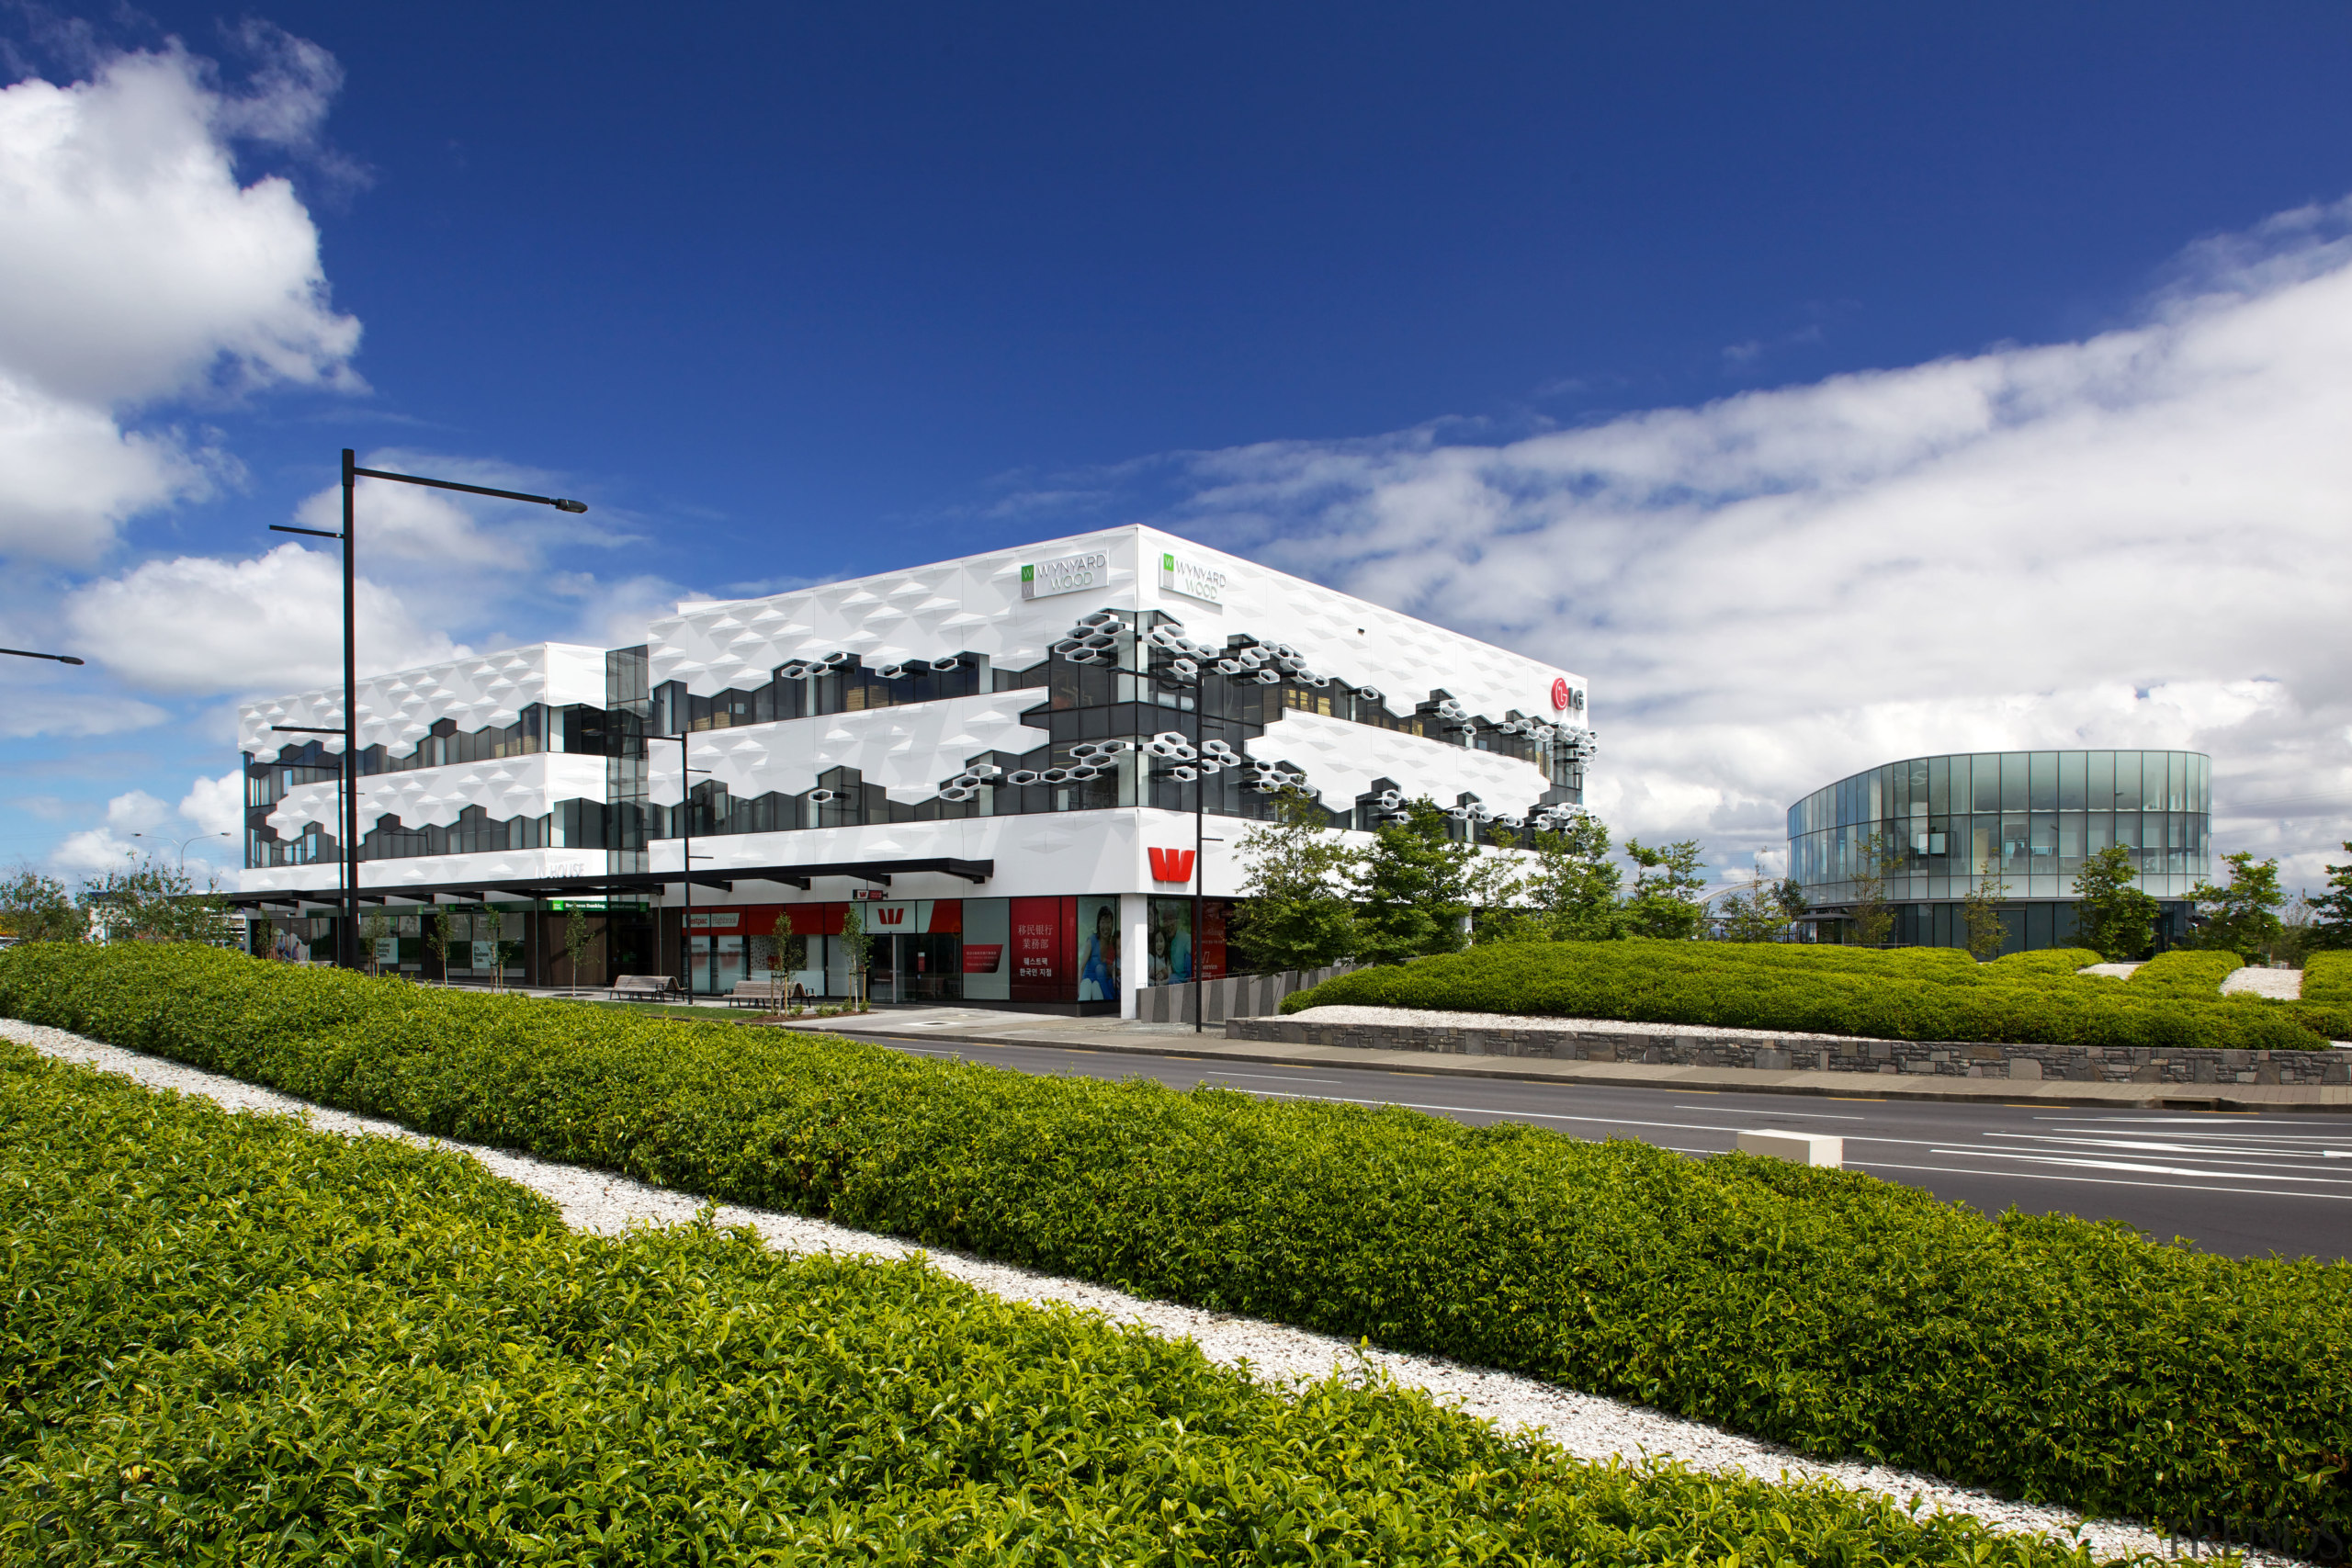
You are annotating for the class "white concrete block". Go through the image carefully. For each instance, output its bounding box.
[1736,1130,1844,1168]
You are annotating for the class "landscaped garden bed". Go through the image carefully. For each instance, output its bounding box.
[4,942,2346,1548]
[2,1035,2135,1566]
[1283,940,2352,1050]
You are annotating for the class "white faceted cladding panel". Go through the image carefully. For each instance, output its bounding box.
[649,523,1590,739]
[240,844,610,897]
[264,753,611,840]
[645,693,1045,807]
[645,809,1147,902]
[648,527,1142,699]
[239,643,610,757]
[1130,525,1585,734]
[1249,709,1553,814]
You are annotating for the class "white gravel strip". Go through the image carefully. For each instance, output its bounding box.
[1,1017,2301,1568]
[2222,967,2305,1000]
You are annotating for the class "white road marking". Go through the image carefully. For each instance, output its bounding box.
[1929,1147,2352,1184]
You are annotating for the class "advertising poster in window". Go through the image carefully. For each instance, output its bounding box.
[1201,899,1228,979]
[1148,897,1192,986]
[1076,894,1121,1002]
[1008,897,1064,1002]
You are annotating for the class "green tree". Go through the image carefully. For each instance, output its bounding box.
[2072,843,2158,962]
[0,864,84,944]
[426,906,458,984]
[839,903,872,1004]
[1621,838,1707,941]
[358,910,393,976]
[1841,831,1897,947]
[1960,859,2010,961]
[2310,843,2352,952]
[1230,787,1359,972]
[77,857,233,945]
[1493,812,1624,942]
[563,908,596,989]
[2188,851,2286,963]
[1714,867,1804,942]
[1350,797,1476,965]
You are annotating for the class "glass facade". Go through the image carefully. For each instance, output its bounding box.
[248,611,1591,870]
[1785,750,2208,953]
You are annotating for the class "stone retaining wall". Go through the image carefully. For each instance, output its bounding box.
[1135,964,1358,1024]
[1227,1013,2352,1086]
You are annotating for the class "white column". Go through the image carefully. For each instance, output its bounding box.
[1119,891,1149,1019]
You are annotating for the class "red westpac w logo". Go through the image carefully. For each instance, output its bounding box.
[1148,847,1196,882]
[876,907,906,925]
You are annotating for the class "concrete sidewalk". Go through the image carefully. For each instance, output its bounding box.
[761,1007,2352,1112]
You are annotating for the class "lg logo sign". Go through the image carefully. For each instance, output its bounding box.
[1550,678,1585,713]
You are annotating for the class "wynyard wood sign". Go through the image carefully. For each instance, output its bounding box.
[1020,552,1111,600]
[1157,553,1227,605]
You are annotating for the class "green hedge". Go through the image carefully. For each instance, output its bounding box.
[2305,952,2352,1008]
[4,943,2349,1549]
[0,1039,2121,1568]
[1282,939,2347,1049]
[2127,950,2245,996]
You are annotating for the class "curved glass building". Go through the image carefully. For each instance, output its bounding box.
[1786,750,2210,953]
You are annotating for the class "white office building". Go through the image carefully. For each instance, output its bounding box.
[232,526,1592,1015]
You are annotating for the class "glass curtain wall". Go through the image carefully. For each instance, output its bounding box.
[1786,750,2210,909]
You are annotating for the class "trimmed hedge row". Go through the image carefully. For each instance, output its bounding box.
[2306,952,2352,1009]
[0,1039,2120,1567]
[3,943,2348,1549]
[2127,950,2245,996]
[1283,939,2347,1049]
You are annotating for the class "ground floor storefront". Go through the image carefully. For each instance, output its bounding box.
[244,891,1236,1010]
[1807,898,2194,953]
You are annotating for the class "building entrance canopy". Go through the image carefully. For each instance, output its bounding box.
[222,855,993,912]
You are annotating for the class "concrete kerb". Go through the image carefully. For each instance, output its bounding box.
[766,1015,2352,1112]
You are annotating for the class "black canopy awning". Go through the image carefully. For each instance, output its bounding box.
[223,856,993,910]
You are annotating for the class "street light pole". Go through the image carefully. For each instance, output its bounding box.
[272,723,351,926]
[645,731,713,998]
[1142,660,1227,1033]
[1,648,85,665]
[268,452,586,971]
[132,830,231,870]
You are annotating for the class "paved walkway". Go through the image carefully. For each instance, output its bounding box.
[761,1006,2352,1113]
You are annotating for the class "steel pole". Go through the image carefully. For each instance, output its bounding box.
[1193,689,1204,1033]
[681,728,693,998]
[340,448,359,970]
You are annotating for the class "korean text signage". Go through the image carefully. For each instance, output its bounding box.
[1158,552,1227,605]
[1008,896,1068,1001]
[1021,551,1109,600]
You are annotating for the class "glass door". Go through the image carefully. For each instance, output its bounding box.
[689,933,745,995]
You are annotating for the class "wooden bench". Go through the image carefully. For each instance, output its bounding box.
[724,978,791,1009]
[610,975,680,1002]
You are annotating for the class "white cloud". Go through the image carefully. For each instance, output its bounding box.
[0,39,359,561]
[61,541,467,696]
[48,827,139,875]
[177,769,243,839]
[1162,197,2352,890]
[291,479,511,566]
[103,789,170,832]
[0,686,168,738]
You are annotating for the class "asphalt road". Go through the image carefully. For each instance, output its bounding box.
[862,1032,2352,1261]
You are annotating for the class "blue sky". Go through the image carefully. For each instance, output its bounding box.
[6,3,2352,890]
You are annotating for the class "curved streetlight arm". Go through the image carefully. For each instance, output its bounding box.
[2,647,84,665]
[352,465,588,513]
